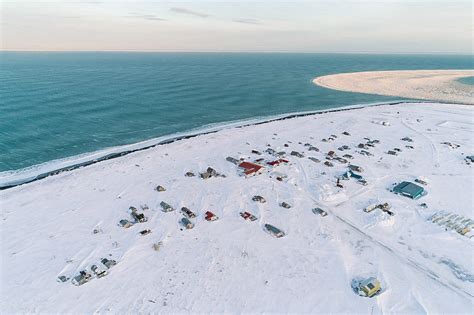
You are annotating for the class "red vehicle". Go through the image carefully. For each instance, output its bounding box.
[240,211,257,221]
[205,211,218,221]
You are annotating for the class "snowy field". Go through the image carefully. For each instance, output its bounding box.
[1,102,473,314]
[314,70,474,105]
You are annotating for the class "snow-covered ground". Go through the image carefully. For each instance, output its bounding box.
[1,102,473,313]
[314,70,474,104]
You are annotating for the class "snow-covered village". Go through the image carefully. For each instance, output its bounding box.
[2,102,473,313]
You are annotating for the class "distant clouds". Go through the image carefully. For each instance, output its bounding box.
[233,18,262,25]
[170,7,209,18]
[127,13,166,22]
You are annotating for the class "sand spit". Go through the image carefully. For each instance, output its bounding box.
[314,70,474,104]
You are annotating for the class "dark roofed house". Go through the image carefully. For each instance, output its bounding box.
[267,159,289,167]
[392,181,425,199]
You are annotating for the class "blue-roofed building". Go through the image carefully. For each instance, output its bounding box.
[392,181,425,199]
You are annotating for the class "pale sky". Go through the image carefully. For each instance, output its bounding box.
[1,0,472,53]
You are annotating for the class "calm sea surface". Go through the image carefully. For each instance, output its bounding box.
[0,52,472,173]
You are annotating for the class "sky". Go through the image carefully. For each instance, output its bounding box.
[0,0,472,53]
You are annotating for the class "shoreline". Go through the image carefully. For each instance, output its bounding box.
[313,70,474,105]
[0,100,427,190]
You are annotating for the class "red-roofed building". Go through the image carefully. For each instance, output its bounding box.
[238,161,264,177]
[266,159,289,167]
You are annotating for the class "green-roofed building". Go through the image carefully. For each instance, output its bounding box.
[392,181,425,199]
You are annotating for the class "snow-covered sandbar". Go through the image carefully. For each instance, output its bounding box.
[314,70,474,104]
[1,102,473,313]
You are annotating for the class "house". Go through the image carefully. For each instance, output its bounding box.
[155,185,166,192]
[308,145,319,152]
[139,228,152,235]
[326,151,336,159]
[349,170,363,180]
[57,275,69,283]
[280,202,292,209]
[180,217,194,229]
[130,207,147,222]
[200,167,218,179]
[119,219,134,228]
[342,131,351,136]
[265,148,276,155]
[139,229,152,235]
[181,207,196,218]
[251,150,262,155]
[387,150,398,156]
[101,258,117,269]
[252,195,266,203]
[205,211,218,221]
[348,164,363,172]
[238,161,264,177]
[160,201,175,212]
[226,156,240,165]
[312,207,328,216]
[240,211,257,221]
[308,157,320,163]
[357,277,381,297]
[343,154,354,159]
[185,171,195,177]
[72,271,92,286]
[267,159,289,167]
[334,157,348,164]
[264,224,285,238]
[291,151,304,158]
[324,161,334,167]
[392,181,425,199]
[91,264,108,278]
[360,150,373,156]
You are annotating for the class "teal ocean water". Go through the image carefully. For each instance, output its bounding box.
[458,76,474,85]
[0,53,472,175]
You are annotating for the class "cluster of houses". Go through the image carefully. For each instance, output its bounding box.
[59,257,117,286]
[68,126,461,294]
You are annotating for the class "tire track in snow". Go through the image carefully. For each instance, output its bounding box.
[293,152,472,299]
[322,203,473,299]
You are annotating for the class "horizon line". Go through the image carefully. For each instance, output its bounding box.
[0,49,472,56]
